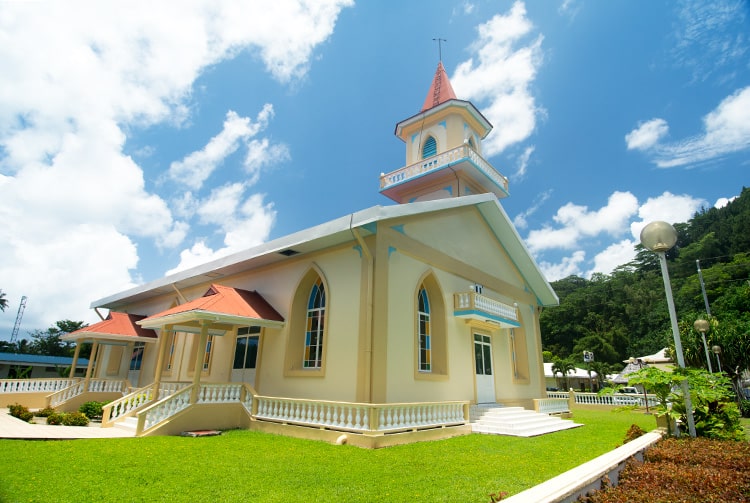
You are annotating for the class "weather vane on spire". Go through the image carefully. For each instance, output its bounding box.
[432,38,447,62]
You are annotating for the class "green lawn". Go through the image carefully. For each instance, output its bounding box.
[0,408,655,503]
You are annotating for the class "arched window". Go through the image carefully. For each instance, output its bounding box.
[418,286,431,371]
[422,136,437,159]
[303,278,326,368]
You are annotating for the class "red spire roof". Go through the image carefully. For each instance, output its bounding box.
[421,62,457,112]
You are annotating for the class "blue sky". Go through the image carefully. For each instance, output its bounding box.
[1,0,748,336]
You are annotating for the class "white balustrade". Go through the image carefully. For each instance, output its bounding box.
[534,398,569,415]
[0,378,79,394]
[255,397,466,434]
[546,391,659,408]
[454,292,518,322]
[380,144,508,192]
[88,379,127,393]
[49,381,86,406]
[197,383,242,403]
[142,386,193,431]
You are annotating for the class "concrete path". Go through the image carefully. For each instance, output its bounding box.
[0,408,135,439]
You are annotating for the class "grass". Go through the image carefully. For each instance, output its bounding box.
[0,408,655,503]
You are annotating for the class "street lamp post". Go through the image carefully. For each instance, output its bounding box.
[693,318,713,373]
[640,221,697,438]
[712,345,723,373]
[629,357,650,413]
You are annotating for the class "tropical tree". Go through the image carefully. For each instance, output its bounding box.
[0,289,8,312]
[27,320,87,357]
[551,358,575,390]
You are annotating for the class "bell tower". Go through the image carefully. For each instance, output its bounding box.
[380,62,509,204]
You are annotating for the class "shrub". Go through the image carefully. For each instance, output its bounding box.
[34,407,56,418]
[8,403,33,422]
[739,399,750,418]
[581,438,750,502]
[79,401,108,419]
[61,411,90,427]
[46,412,65,425]
[622,424,644,444]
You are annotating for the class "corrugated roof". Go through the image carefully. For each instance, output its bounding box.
[140,284,284,325]
[421,62,457,112]
[0,352,89,366]
[63,312,157,342]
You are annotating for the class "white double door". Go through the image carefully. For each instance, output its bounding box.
[474,333,496,403]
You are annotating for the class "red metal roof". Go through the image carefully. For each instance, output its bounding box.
[69,312,157,339]
[421,62,458,112]
[142,284,284,323]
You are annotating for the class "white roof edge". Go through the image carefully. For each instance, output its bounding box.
[92,194,555,308]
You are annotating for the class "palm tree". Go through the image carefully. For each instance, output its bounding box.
[551,358,576,390]
[0,289,8,312]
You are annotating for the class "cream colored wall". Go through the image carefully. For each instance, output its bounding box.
[114,242,364,403]
[102,206,547,407]
[374,210,545,405]
[405,110,484,165]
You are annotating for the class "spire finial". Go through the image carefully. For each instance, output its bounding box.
[432,38,447,62]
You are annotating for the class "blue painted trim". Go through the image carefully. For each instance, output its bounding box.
[444,186,453,195]
[391,224,406,235]
[353,245,362,258]
[362,222,377,234]
[388,246,397,258]
[453,310,521,327]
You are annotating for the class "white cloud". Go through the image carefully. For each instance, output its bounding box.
[0,1,352,331]
[513,188,551,229]
[628,87,750,168]
[528,191,703,281]
[451,1,544,157]
[526,191,638,253]
[714,196,736,208]
[167,193,275,275]
[539,251,586,282]
[630,191,706,239]
[586,239,638,278]
[625,118,669,151]
[515,145,535,179]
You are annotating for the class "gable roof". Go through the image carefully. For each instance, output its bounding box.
[62,312,157,343]
[93,194,558,310]
[137,284,284,330]
[421,62,457,111]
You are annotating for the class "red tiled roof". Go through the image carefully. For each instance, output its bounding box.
[421,62,458,112]
[142,284,284,323]
[68,312,157,339]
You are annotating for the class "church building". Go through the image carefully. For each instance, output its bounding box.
[49,62,562,445]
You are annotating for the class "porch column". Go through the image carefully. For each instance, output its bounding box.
[69,343,82,379]
[84,341,99,391]
[151,324,172,401]
[190,321,209,404]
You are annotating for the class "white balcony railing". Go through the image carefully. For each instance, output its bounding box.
[454,292,518,325]
[380,144,508,193]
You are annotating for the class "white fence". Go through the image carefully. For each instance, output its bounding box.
[0,378,79,394]
[547,390,659,408]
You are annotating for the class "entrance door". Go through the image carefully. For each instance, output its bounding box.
[474,333,496,403]
[231,327,260,386]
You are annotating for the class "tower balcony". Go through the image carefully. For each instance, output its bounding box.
[454,291,519,328]
[380,144,509,203]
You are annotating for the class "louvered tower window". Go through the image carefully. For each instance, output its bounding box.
[422,136,437,159]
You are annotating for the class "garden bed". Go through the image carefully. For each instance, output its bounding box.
[581,437,750,502]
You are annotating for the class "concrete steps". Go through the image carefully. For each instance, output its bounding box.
[112,416,139,433]
[470,404,581,437]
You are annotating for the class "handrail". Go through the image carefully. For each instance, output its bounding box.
[454,292,518,322]
[102,383,156,427]
[380,144,508,192]
[547,390,659,408]
[255,396,468,433]
[0,378,79,394]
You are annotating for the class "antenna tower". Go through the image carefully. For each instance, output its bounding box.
[10,296,27,344]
